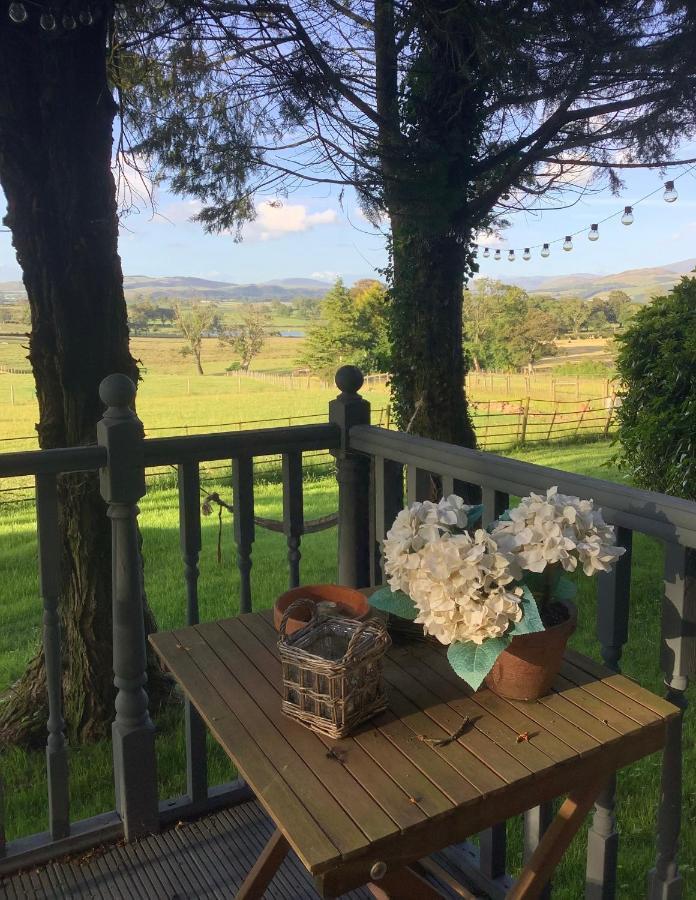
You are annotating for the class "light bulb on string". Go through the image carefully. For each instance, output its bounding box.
[508,249,515,262]
[62,13,76,28]
[482,247,490,258]
[563,236,573,252]
[494,249,501,261]
[663,181,678,203]
[540,243,550,258]
[588,224,599,242]
[522,248,531,261]
[40,11,57,30]
[621,206,634,225]
[79,8,93,24]
[8,2,28,23]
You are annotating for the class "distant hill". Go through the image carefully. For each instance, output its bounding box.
[2,259,695,303]
[121,275,332,301]
[476,257,696,303]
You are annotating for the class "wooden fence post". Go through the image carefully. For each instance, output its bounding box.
[603,395,616,437]
[330,366,371,588]
[575,403,588,439]
[546,403,558,441]
[97,374,159,840]
[520,397,530,445]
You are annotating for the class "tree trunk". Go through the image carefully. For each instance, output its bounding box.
[374,0,481,448]
[388,221,476,446]
[0,8,160,746]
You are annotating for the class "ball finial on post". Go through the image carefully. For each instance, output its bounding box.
[335,365,364,395]
[99,374,137,413]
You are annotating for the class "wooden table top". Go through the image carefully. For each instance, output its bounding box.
[149,609,678,897]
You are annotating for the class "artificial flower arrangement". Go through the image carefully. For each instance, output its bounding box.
[369,488,625,693]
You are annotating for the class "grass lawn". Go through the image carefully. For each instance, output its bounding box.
[0,440,693,898]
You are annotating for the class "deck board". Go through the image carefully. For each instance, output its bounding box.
[0,801,373,899]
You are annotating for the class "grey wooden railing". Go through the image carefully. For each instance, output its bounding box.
[0,367,693,900]
[0,371,345,874]
[346,420,695,900]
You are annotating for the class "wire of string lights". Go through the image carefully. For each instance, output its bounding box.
[476,164,696,261]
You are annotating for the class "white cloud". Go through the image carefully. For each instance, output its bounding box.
[245,200,337,241]
[157,199,204,224]
[309,270,340,281]
[474,231,504,246]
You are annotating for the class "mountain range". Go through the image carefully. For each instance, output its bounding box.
[474,257,696,303]
[1,259,694,303]
[120,275,333,301]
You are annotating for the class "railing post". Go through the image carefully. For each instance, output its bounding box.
[97,374,159,840]
[330,366,371,588]
[586,527,633,899]
[648,544,694,899]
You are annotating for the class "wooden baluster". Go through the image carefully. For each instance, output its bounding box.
[648,543,694,899]
[178,461,207,805]
[480,487,510,881]
[330,366,371,588]
[586,527,632,899]
[374,456,404,583]
[406,466,433,503]
[482,487,509,528]
[282,452,304,588]
[524,804,554,900]
[232,456,255,614]
[98,374,159,840]
[36,472,70,841]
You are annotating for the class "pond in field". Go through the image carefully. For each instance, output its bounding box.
[278,329,306,337]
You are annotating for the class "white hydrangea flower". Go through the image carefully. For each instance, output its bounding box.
[384,517,524,645]
[490,486,625,577]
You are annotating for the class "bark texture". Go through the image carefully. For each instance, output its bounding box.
[0,8,159,746]
[374,0,481,448]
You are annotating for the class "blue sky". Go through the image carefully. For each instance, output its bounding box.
[1,160,695,285]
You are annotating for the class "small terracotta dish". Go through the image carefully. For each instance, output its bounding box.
[273,584,370,635]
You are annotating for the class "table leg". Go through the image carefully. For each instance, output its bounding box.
[368,865,446,899]
[236,829,290,900]
[508,778,606,900]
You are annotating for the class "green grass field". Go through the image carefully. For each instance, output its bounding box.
[1,440,693,898]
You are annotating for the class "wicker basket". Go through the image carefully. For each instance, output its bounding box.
[278,599,391,738]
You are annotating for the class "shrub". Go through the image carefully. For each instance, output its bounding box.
[614,277,696,498]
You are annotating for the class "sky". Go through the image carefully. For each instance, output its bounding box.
[1,157,695,285]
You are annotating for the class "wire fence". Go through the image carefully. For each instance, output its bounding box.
[0,396,618,507]
[472,394,619,450]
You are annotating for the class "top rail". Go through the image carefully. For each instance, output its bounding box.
[0,424,340,479]
[350,425,696,549]
[0,446,106,478]
[143,423,340,467]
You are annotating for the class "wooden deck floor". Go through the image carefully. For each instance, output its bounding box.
[1,801,379,899]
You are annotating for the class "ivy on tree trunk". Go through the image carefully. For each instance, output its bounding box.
[0,7,160,746]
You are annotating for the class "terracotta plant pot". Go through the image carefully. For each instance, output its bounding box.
[273,584,370,635]
[485,598,577,701]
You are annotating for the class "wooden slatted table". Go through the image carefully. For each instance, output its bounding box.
[150,609,677,899]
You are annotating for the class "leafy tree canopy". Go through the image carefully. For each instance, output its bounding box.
[614,277,696,499]
[463,279,558,371]
[300,278,390,376]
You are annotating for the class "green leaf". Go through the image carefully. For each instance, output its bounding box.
[466,504,484,527]
[509,585,545,636]
[368,586,418,620]
[554,575,578,601]
[447,637,510,691]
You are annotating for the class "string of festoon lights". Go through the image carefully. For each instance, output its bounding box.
[5,0,164,30]
[475,163,696,263]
